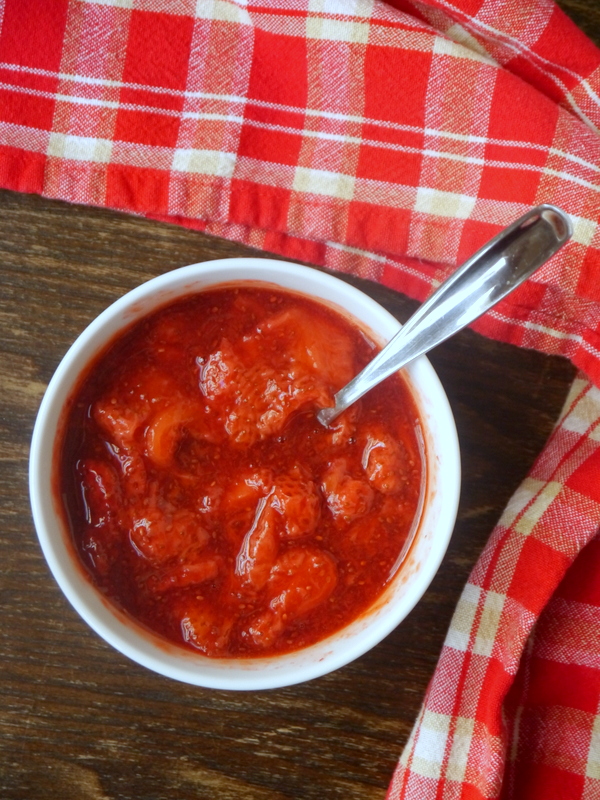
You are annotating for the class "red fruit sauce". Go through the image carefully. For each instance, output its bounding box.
[56,285,424,657]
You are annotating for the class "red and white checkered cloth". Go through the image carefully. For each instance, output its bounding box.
[1,0,599,796]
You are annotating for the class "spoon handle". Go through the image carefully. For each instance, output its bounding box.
[318,204,572,426]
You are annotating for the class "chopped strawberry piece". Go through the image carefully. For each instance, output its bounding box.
[78,459,121,529]
[321,458,374,523]
[152,557,221,593]
[223,363,291,444]
[327,404,360,447]
[245,548,337,648]
[179,601,233,655]
[93,402,145,451]
[130,504,210,564]
[198,339,241,401]
[235,498,279,590]
[145,400,207,469]
[263,308,357,390]
[77,460,123,577]
[131,367,180,404]
[270,548,338,617]
[198,484,224,519]
[225,469,274,508]
[93,399,148,495]
[271,466,321,539]
[361,428,408,494]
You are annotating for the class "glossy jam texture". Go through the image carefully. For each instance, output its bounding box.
[58,286,423,657]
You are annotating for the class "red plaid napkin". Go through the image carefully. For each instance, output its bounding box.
[2,0,600,796]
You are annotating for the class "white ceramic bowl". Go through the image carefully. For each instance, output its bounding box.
[29,258,460,690]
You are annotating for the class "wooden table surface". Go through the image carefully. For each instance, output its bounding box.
[0,3,596,797]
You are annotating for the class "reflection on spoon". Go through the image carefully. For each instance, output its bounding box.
[317,204,573,427]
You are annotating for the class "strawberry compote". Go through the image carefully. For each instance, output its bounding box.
[57,285,424,657]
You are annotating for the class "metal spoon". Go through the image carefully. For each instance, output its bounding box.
[317,204,573,427]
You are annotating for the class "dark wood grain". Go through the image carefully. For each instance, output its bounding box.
[556,0,600,39]
[0,3,596,795]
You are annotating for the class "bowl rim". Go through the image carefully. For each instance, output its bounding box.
[29,257,461,689]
